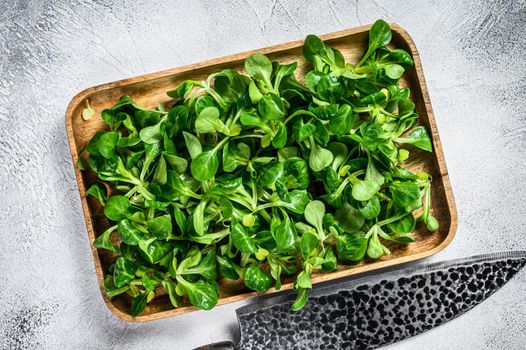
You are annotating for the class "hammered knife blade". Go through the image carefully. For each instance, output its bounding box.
[194,251,526,350]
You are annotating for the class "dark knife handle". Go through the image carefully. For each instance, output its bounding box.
[192,341,235,350]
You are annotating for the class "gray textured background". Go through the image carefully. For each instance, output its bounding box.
[1,0,525,349]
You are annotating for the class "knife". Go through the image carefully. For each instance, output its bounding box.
[193,251,526,350]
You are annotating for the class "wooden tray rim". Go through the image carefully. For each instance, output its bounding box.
[65,23,458,322]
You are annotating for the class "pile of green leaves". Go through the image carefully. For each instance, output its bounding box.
[80,20,439,315]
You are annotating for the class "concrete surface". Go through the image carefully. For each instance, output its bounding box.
[1,0,525,349]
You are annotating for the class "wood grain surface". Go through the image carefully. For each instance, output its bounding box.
[65,23,457,322]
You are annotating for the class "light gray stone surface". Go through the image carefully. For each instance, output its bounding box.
[1,0,525,349]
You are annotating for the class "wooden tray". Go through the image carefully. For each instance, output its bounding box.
[66,23,457,322]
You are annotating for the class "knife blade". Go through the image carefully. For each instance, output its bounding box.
[194,251,526,350]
